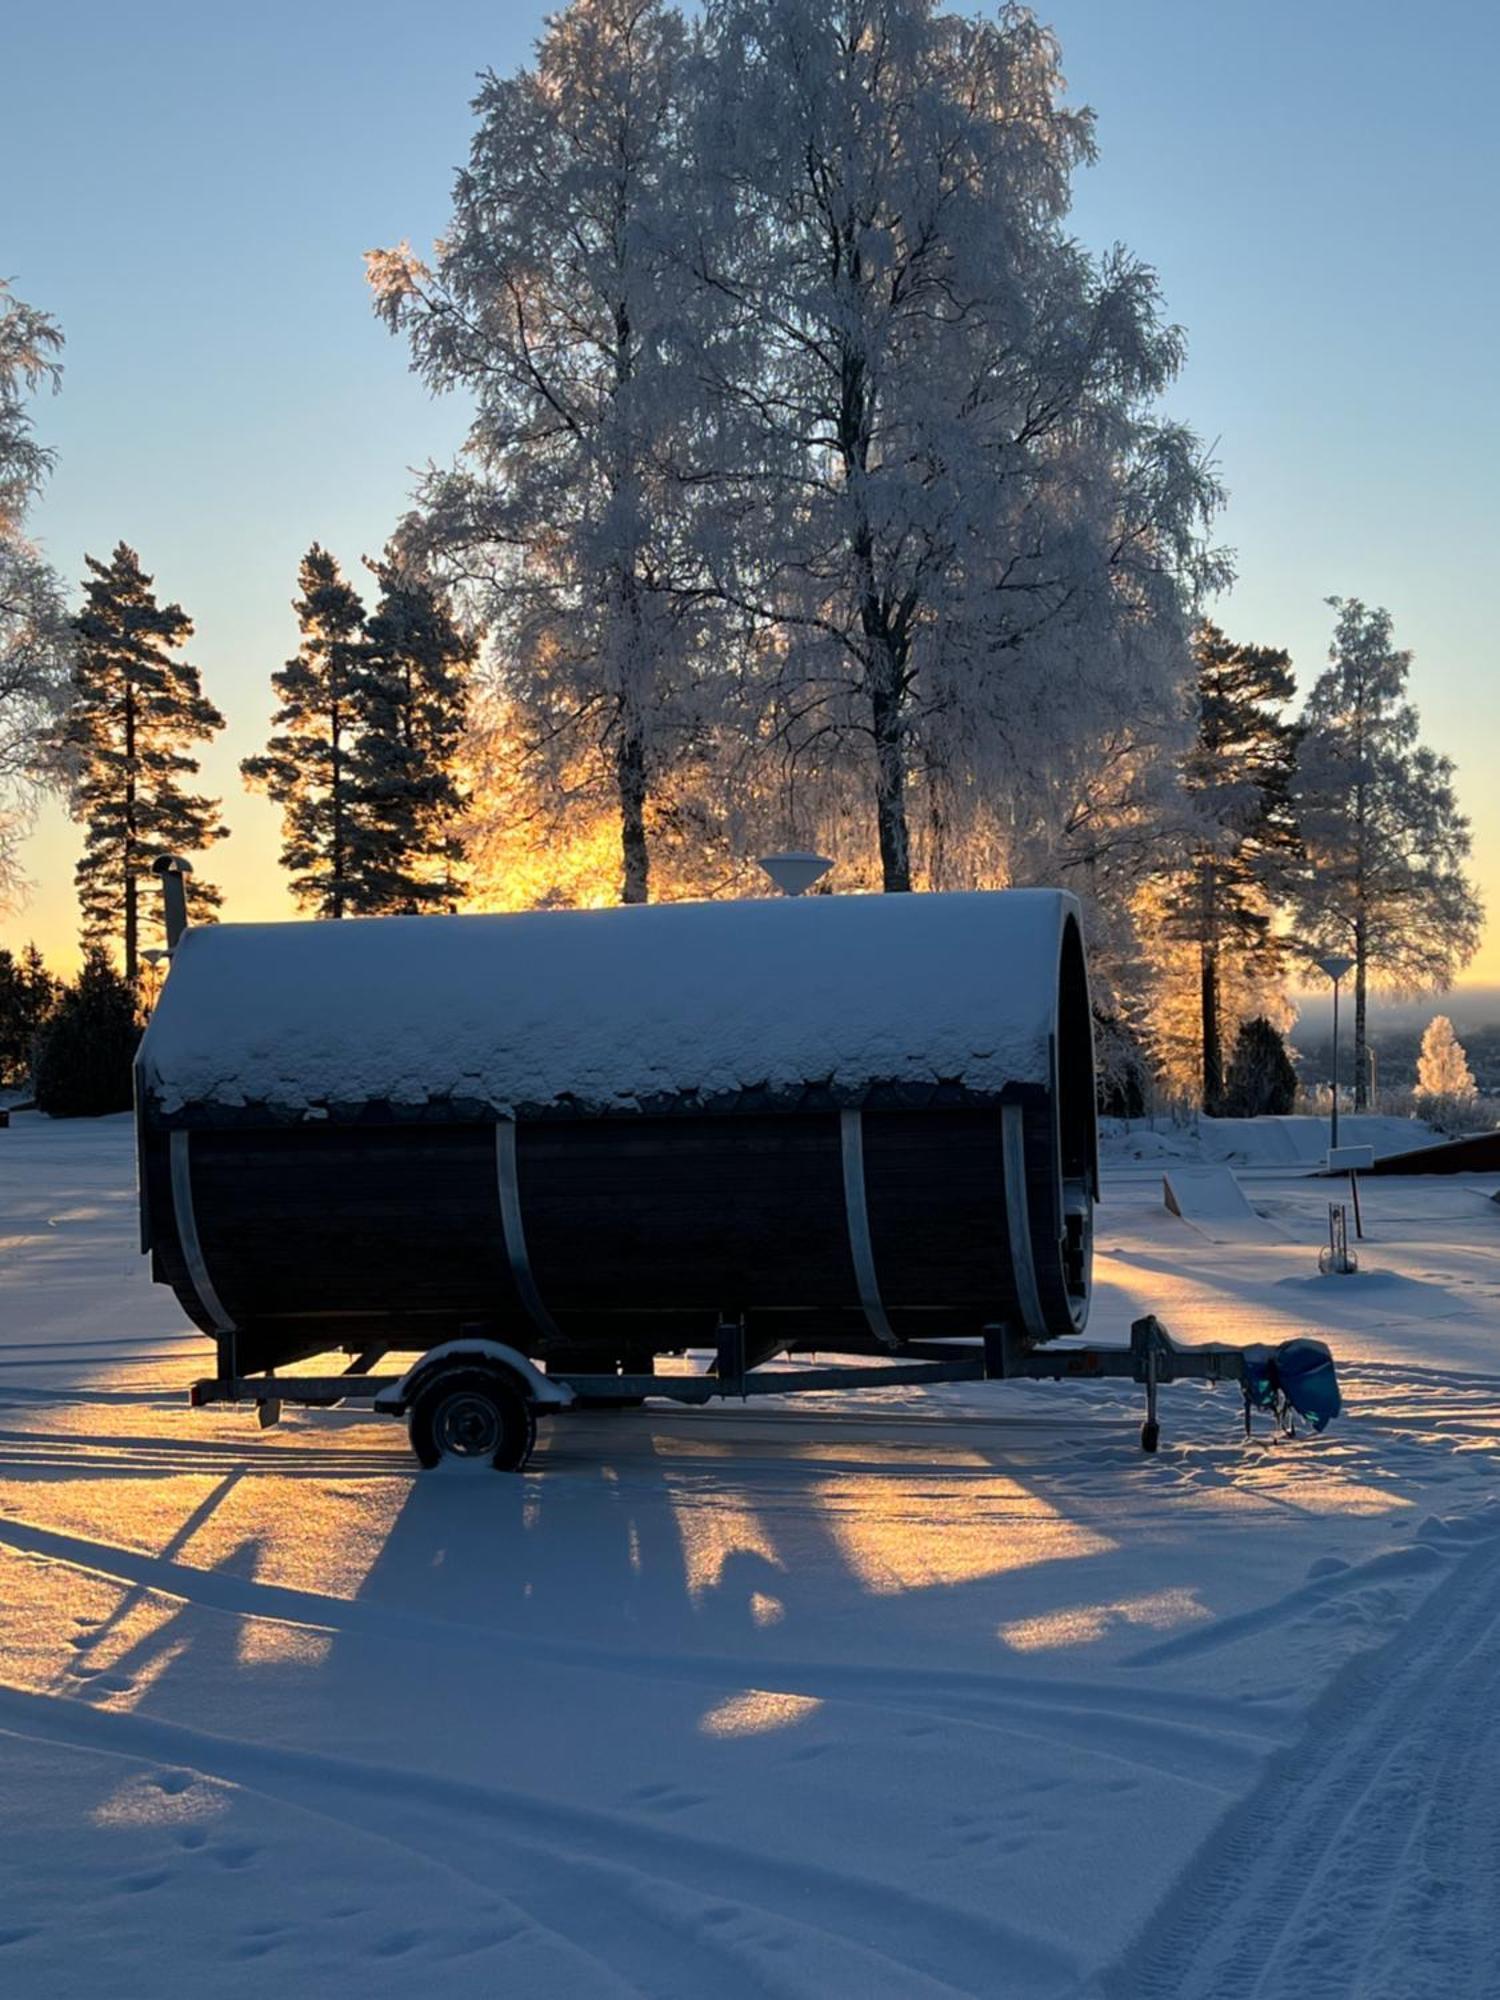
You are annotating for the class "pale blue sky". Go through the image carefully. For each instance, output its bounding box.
[6,0,1498,974]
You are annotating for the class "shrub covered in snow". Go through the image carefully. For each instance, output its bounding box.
[1414,1016,1492,1134]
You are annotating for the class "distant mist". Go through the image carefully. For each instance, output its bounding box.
[1290,986,1500,1035]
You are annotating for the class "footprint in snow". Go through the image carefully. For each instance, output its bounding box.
[626,1780,707,1810]
[1307,1554,1350,1578]
[368,1929,426,1958]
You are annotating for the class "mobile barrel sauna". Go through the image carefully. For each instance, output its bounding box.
[134,888,1123,1462]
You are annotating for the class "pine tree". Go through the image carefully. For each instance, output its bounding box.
[1222,1016,1298,1118]
[0,941,58,1087]
[242,546,367,918]
[1294,600,1482,1108]
[350,560,473,913]
[1416,1016,1476,1102]
[65,544,226,982]
[32,948,140,1116]
[1163,624,1300,1112]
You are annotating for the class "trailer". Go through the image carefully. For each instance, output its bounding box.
[186,1314,1340,1468]
[142,859,1340,1469]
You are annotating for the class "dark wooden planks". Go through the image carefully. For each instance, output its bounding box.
[145,1091,1087,1369]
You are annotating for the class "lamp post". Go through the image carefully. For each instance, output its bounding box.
[1315,953,1355,1151]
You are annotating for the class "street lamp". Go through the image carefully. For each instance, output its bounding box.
[1315,953,1355,1150]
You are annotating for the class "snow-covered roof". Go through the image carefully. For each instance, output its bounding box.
[137,888,1081,1122]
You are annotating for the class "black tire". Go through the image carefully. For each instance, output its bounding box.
[408,1367,537,1472]
[1140,1419,1160,1454]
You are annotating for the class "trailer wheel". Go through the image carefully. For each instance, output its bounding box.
[408,1367,537,1472]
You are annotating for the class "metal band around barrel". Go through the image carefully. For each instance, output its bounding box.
[840,1109,898,1350]
[495,1120,563,1343]
[168,1130,236,1334]
[1001,1102,1048,1342]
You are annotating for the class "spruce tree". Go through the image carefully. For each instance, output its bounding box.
[1164,623,1301,1113]
[32,948,140,1116]
[242,545,367,918]
[350,560,473,913]
[65,544,226,982]
[1294,600,1481,1108]
[1222,1016,1298,1118]
[0,942,58,1087]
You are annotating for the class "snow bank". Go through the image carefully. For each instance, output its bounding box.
[1101,1114,1441,1167]
[138,889,1079,1120]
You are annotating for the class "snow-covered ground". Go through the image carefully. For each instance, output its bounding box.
[1100,1110,1443,1168]
[2,1112,1499,1997]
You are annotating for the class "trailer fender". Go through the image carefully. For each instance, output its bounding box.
[373,1340,574,1416]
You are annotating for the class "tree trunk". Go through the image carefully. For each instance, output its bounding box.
[123,680,138,985]
[840,334,910,894]
[616,715,650,906]
[1353,914,1369,1110]
[1200,942,1222,1114]
[870,667,911,892]
[611,559,652,907]
[1352,733,1369,1109]
[330,696,344,920]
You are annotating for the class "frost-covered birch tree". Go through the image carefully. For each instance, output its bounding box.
[1416,1015,1475,1102]
[369,0,713,905]
[1294,599,1481,1109]
[0,280,71,905]
[695,0,1223,890]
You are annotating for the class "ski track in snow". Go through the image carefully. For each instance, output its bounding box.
[2,1113,1500,1995]
[1102,1516,1500,2000]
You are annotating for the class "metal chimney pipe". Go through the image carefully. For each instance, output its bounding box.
[152,854,194,951]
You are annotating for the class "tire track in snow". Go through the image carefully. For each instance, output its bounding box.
[1123,1541,1449,1670]
[0,1511,1270,1786]
[1099,1519,1500,2000]
[0,1682,1063,1998]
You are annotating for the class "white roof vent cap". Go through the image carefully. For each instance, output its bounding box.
[758,852,834,897]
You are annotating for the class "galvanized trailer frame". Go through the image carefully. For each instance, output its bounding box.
[189,1314,1281,1464]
